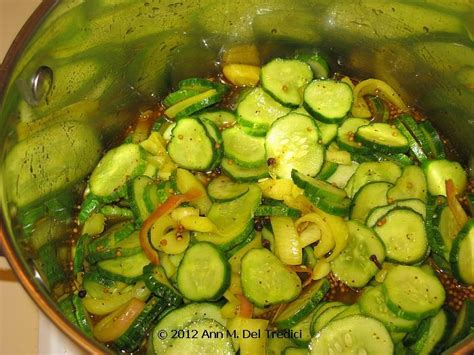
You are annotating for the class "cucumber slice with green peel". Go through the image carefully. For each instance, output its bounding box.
[311,305,348,335]
[326,162,359,189]
[309,315,394,355]
[163,89,202,107]
[345,161,402,198]
[164,88,223,119]
[373,208,428,264]
[331,303,361,321]
[398,115,431,157]
[366,96,389,122]
[294,51,330,79]
[266,113,324,179]
[394,120,428,163]
[237,87,291,134]
[255,200,301,218]
[97,251,150,284]
[128,175,154,225]
[292,106,338,145]
[86,222,135,259]
[436,205,458,260]
[222,126,266,168]
[194,185,261,250]
[89,143,147,201]
[143,264,183,306]
[317,161,338,180]
[288,309,319,347]
[241,248,302,307]
[449,219,474,285]
[113,297,167,353]
[151,303,227,354]
[173,168,212,214]
[221,158,269,182]
[178,78,228,94]
[274,279,330,329]
[382,265,446,320]
[168,117,216,171]
[292,170,347,202]
[303,80,353,124]
[87,231,141,263]
[71,295,93,337]
[143,183,161,213]
[197,109,236,128]
[447,300,474,346]
[207,175,249,202]
[337,118,371,153]
[261,58,313,107]
[200,118,223,170]
[330,220,386,288]
[359,286,419,332]
[177,242,230,301]
[167,318,235,354]
[309,302,345,336]
[422,159,467,197]
[366,199,426,227]
[355,123,409,154]
[283,347,308,355]
[387,165,427,203]
[350,181,393,221]
[408,309,449,355]
[419,121,446,159]
[313,196,351,217]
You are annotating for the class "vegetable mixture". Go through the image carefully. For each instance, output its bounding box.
[63,48,473,354]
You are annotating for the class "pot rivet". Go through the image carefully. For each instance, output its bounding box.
[31,66,53,103]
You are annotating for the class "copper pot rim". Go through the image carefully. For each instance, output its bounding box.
[0,1,107,353]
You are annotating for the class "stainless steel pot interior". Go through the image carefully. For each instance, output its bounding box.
[0,0,473,352]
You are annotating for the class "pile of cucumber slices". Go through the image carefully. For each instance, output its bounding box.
[64,52,473,355]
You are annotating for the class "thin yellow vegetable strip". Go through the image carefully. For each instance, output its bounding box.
[313,259,331,280]
[271,216,302,265]
[352,78,408,118]
[295,213,334,258]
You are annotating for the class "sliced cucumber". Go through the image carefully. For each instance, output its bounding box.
[163,88,202,107]
[89,143,147,201]
[303,80,353,124]
[274,279,330,329]
[408,308,449,355]
[383,265,445,320]
[221,158,269,182]
[292,170,347,202]
[222,125,266,168]
[261,58,313,107]
[447,299,474,346]
[331,303,361,321]
[294,51,330,79]
[386,165,427,202]
[143,264,182,306]
[311,305,348,334]
[207,175,249,202]
[317,161,338,180]
[422,159,467,196]
[128,175,154,225]
[266,113,324,179]
[449,219,474,285]
[71,295,93,337]
[168,117,216,171]
[177,242,230,301]
[437,205,459,260]
[394,119,428,163]
[197,109,236,128]
[350,181,392,222]
[164,88,223,119]
[326,162,359,189]
[373,207,428,264]
[200,118,223,170]
[97,251,150,283]
[359,286,419,332]
[345,161,402,198]
[309,315,394,355]
[255,199,301,218]
[241,248,302,307]
[194,185,261,250]
[87,230,141,264]
[355,123,409,154]
[292,106,337,145]
[114,297,167,353]
[419,121,446,159]
[178,78,228,94]
[337,118,371,153]
[237,87,290,134]
[365,199,426,227]
[330,221,386,288]
[151,303,227,354]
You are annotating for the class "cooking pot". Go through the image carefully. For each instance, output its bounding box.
[0,0,473,353]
